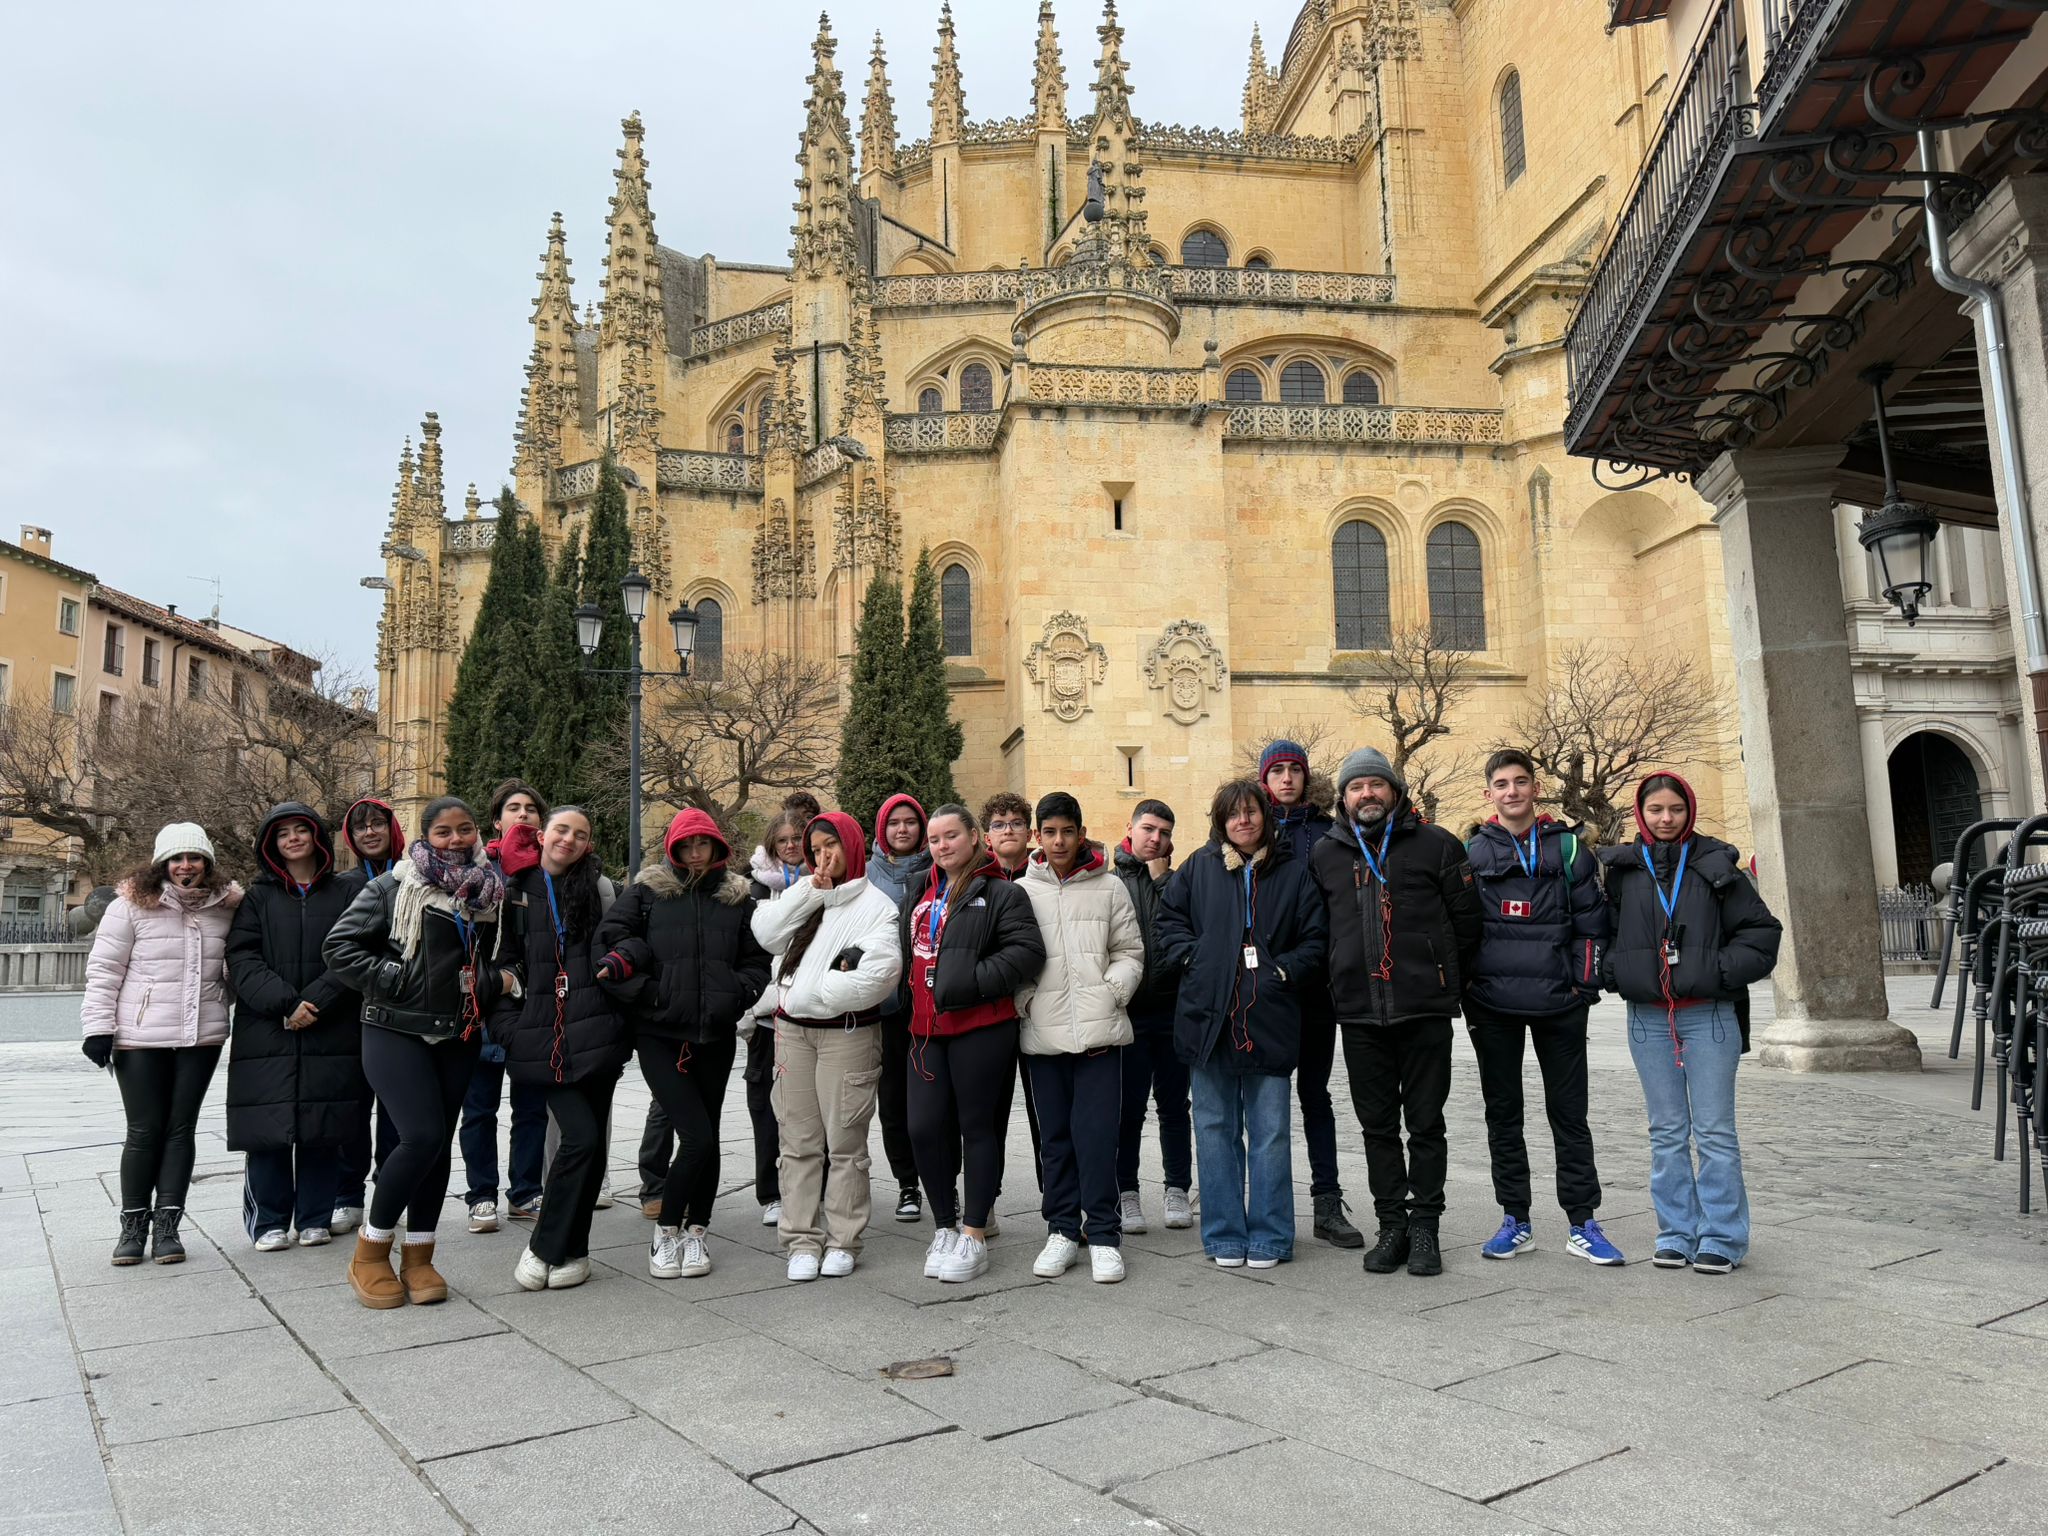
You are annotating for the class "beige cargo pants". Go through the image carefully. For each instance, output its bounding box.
[772,1023,884,1257]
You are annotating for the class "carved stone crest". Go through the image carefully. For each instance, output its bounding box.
[1143,620,1227,725]
[1025,611,1108,723]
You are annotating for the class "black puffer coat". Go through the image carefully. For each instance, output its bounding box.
[594,863,770,1046]
[1309,806,1484,1027]
[900,860,1047,1035]
[490,863,632,1085]
[225,804,365,1150]
[1465,817,1609,1017]
[1112,842,1182,1032]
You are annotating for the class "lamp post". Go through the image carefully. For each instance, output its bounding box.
[575,568,698,872]
[1856,365,1941,627]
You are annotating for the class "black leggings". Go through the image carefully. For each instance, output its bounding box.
[743,1027,779,1204]
[529,1068,621,1265]
[112,1044,223,1211]
[639,1036,737,1230]
[361,1027,480,1234]
[906,1021,1018,1230]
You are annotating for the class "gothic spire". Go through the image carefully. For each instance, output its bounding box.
[1242,24,1277,134]
[413,412,447,522]
[861,31,898,178]
[1090,0,1134,133]
[793,13,860,279]
[519,213,577,478]
[600,113,665,452]
[1033,2,1066,131]
[930,2,965,145]
[387,436,416,536]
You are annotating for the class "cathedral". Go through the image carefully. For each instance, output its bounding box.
[373,1,1745,843]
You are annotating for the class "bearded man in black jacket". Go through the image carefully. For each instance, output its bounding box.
[1309,748,1482,1278]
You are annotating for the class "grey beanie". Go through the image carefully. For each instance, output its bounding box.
[1337,747,1404,798]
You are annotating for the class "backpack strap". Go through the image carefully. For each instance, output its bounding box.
[1560,831,1578,889]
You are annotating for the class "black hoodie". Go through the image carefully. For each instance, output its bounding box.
[225,803,366,1151]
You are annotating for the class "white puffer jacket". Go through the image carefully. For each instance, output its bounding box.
[748,875,903,1027]
[82,879,244,1049]
[1017,848,1145,1055]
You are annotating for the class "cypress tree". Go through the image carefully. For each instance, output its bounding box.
[573,452,635,865]
[902,547,963,810]
[520,532,588,809]
[836,571,907,832]
[441,489,544,805]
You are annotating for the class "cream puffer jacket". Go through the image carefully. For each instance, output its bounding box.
[82,879,244,1049]
[1017,848,1145,1055]
[747,875,904,1029]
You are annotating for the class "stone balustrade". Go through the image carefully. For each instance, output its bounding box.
[884,411,1003,454]
[655,450,763,494]
[1223,404,1505,446]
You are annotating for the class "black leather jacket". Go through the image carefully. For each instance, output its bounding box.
[323,872,500,1042]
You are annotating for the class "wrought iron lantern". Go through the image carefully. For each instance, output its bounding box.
[1856,367,1940,627]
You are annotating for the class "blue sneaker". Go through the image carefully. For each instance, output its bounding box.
[1568,1218,1626,1266]
[1481,1215,1533,1260]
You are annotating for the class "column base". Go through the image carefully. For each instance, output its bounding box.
[1755,1018,1923,1073]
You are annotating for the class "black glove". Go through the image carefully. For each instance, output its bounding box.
[832,946,864,973]
[81,1035,114,1069]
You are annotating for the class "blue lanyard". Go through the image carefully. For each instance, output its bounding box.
[1352,820,1394,884]
[1639,842,1689,926]
[452,909,475,957]
[927,875,951,950]
[1510,823,1540,879]
[1240,863,1254,930]
[782,863,801,889]
[542,870,566,945]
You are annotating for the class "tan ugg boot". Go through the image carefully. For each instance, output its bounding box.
[399,1239,449,1304]
[348,1234,405,1310]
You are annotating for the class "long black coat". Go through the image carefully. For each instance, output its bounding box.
[1112,843,1182,1033]
[490,865,633,1086]
[1598,834,1782,1006]
[1156,840,1328,1075]
[593,863,770,1046]
[225,804,365,1150]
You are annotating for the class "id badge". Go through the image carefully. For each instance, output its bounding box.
[1662,941,1680,966]
[459,964,476,996]
[1242,945,1259,971]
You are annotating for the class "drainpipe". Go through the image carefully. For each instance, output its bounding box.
[1919,128,2048,781]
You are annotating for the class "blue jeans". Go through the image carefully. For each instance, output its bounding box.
[458,1055,546,1207]
[1626,1000,1748,1265]
[1190,1061,1294,1262]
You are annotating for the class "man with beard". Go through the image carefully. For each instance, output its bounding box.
[1309,748,1482,1278]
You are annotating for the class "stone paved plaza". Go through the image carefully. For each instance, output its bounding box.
[5,981,2046,1535]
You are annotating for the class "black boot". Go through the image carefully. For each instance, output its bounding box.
[112,1208,149,1267]
[1362,1224,1410,1274]
[150,1206,186,1265]
[1313,1190,1365,1249]
[1407,1222,1443,1277]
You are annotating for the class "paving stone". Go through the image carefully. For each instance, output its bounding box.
[83,1325,344,1445]
[106,1407,462,1535]
[973,1281,1268,1385]
[1688,1293,2048,1384]
[48,1228,229,1289]
[589,1235,793,1301]
[1148,1345,1624,1502]
[1893,1456,2048,1528]
[997,1396,1279,1491]
[430,1415,793,1536]
[333,1332,629,1461]
[887,1336,1137,1437]
[61,1266,272,1354]
[754,1425,1152,1534]
[592,1333,948,1476]
[1495,1445,1872,1535]
[477,1268,752,1366]
[270,1281,507,1360]
[0,1261,80,1407]
[0,1392,120,1535]
[1776,1358,2048,1461]
[1985,1298,2048,1338]
[700,1275,982,1376]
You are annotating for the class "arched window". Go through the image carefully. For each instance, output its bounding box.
[724,420,746,455]
[960,362,994,413]
[1342,370,1382,406]
[1180,229,1229,268]
[757,393,773,449]
[918,386,943,414]
[1245,255,1272,271]
[1499,71,1526,186]
[1332,522,1391,651]
[1280,361,1327,404]
[940,563,973,657]
[1226,368,1264,403]
[692,597,725,679]
[1427,522,1487,651]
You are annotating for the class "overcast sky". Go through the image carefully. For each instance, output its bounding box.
[5,1,1290,680]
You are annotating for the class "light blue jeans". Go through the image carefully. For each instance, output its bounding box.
[1626,1000,1748,1265]
[1190,1062,1294,1262]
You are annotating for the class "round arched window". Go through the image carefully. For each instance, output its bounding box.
[1279,361,1327,404]
[1180,229,1229,268]
[1226,369,1264,403]
[1342,371,1381,406]
[959,363,994,414]
[918,387,943,415]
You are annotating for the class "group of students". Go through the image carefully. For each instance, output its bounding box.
[79,736,1781,1305]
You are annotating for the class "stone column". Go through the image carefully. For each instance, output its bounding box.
[1836,505,1873,602]
[1698,447,1922,1070]
[1858,707,1900,887]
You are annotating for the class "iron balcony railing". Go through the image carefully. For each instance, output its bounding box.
[1878,884,1942,965]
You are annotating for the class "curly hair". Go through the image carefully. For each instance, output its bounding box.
[124,855,230,903]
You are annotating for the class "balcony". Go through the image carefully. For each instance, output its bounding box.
[1608,0,1672,26]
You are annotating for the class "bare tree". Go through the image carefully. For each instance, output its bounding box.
[1344,626,1478,824]
[0,694,128,878]
[604,649,841,841]
[1510,641,1731,843]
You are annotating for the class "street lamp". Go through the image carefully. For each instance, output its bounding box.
[669,603,699,668]
[574,567,696,871]
[1857,365,1940,627]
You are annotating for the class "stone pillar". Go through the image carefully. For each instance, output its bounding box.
[1836,505,1873,602]
[1858,708,1900,887]
[1697,447,1922,1071]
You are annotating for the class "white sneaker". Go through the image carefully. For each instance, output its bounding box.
[984,1212,1001,1239]
[649,1225,684,1279]
[937,1233,988,1283]
[821,1248,855,1278]
[593,1175,614,1211]
[1118,1191,1147,1235]
[514,1247,551,1291]
[787,1251,822,1282]
[1033,1234,1080,1278]
[546,1256,591,1289]
[296,1226,331,1247]
[1091,1246,1126,1283]
[330,1206,363,1234]
[679,1227,712,1279]
[1163,1188,1193,1229]
[1214,1255,1246,1269]
[761,1201,781,1227]
[468,1200,499,1234]
[1247,1256,1280,1270]
[254,1228,290,1252]
[923,1227,960,1278]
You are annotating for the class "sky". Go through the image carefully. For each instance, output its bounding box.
[4,1,1296,681]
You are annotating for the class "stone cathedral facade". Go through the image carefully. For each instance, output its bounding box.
[373,1,1748,842]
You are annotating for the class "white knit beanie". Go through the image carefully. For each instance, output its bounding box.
[152,822,216,867]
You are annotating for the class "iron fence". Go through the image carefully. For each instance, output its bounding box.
[1878,884,1942,964]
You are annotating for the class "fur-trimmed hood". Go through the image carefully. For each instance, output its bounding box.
[633,863,752,906]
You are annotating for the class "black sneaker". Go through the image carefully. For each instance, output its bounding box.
[1406,1225,1443,1277]
[1313,1190,1366,1250]
[1693,1251,1735,1275]
[112,1209,149,1266]
[150,1206,186,1265]
[1652,1249,1690,1269]
[1362,1225,1410,1274]
[895,1187,922,1222]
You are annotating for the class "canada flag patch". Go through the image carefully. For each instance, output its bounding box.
[1501,900,1532,919]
